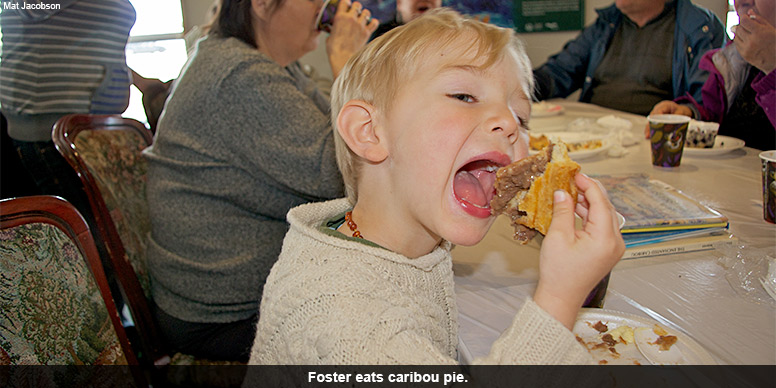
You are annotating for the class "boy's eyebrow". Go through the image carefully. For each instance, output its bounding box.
[438,63,485,75]
[437,62,529,113]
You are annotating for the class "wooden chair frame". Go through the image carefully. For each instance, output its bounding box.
[52,114,169,366]
[0,196,142,375]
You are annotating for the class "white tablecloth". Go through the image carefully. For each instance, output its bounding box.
[453,101,776,365]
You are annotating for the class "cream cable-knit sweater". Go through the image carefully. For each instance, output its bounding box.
[248,199,592,365]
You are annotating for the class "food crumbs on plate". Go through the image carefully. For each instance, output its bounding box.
[652,335,678,351]
[590,320,609,333]
[602,334,617,347]
[598,359,608,365]
[652,324,668,336]
[591,342,609,351]
[608,325,635,344]
[529,134,602,152]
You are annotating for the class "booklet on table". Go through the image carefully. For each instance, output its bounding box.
[594,174,733,259]
[593,174,729,234]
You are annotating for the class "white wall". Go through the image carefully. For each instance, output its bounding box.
[181,0,219,32]
[179,0,728,81]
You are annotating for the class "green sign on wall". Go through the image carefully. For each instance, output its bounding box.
[514,0,585,33]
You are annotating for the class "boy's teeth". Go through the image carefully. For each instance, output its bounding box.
[453,161,500,208]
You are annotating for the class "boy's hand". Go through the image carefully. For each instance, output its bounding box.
[533,174,625,329]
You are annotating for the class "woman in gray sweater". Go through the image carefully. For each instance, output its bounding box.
[143,0,377,361]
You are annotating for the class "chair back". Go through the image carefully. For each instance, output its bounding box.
[0,196,138,368]
[52,114,168,366]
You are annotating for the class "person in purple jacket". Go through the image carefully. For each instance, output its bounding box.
[649,0,775,150]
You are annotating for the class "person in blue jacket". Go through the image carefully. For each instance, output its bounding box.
[533,0,726,115]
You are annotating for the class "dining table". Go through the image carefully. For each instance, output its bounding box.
[452,100,776,365]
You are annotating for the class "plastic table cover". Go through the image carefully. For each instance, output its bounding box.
[453,101,776,365]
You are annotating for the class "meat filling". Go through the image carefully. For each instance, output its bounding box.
[490,143,554,241]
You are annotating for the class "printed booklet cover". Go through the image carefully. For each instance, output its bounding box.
[593,174,729,234]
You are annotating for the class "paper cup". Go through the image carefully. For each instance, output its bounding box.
[686,120,720,148]
[647,114,691,167]
[583,214,626,308]
[316,0,337,32]
[760,150,776,223]
[583,273,610,308]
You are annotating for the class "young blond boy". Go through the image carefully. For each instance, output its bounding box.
[248,8,624,364]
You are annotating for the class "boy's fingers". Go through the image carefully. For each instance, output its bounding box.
[548,190,575,237]
[575,174,615,233]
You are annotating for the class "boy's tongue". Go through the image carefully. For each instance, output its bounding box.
[453,169,495,208]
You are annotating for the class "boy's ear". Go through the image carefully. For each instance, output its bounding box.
[337,100,388,163]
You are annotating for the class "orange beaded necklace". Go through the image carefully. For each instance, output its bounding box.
[344,211,363,239]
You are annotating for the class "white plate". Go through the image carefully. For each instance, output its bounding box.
[531,102,564,117]
[683,135,745,156]
[573,309,717,365]
[617,212,626,230]
[529,131,612,160]
[580,212,625,231]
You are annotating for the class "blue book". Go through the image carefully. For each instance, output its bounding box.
[623,227,730,248]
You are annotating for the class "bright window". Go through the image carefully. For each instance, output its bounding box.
[727,0,738,39]
[129,0,184,37]
[124,0,188,126]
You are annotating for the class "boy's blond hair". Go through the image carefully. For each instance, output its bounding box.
[331,8,534,204]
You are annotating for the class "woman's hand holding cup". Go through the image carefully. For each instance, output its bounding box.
[326,0,378,78]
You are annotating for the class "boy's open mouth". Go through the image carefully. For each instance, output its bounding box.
[453,160,502,209]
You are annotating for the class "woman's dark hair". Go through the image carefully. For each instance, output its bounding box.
[209,0,264,48]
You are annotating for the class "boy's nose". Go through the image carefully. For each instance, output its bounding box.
[491,124,518,144]
[487,111,519,144]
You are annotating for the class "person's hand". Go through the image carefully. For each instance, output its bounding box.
[644,101,693,138]
[326,0,378,78]
[734,9,776,74]
[130,69,167,95]
[533,174,625,329]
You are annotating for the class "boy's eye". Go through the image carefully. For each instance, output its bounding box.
[518,116,530,130]
[448,93,476,103]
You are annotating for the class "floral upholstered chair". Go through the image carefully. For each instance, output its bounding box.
[53,114,153,296]
[0,196,141,379]
[52,114,169,366]
[53,115,245,374]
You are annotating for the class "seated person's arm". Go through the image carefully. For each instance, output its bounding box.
[680,15,727,102]
[263,293,590,365]
[532,23,604,100]
[736,9,776,128]
[752,71,776,128]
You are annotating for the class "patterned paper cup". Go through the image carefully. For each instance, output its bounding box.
[686,120,719,148]
[583,272,610,308]
[316,0,337,32]
[760,150,776,223]
[647,114,691,167]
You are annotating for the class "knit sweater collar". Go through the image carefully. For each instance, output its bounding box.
[287,198,452,271]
